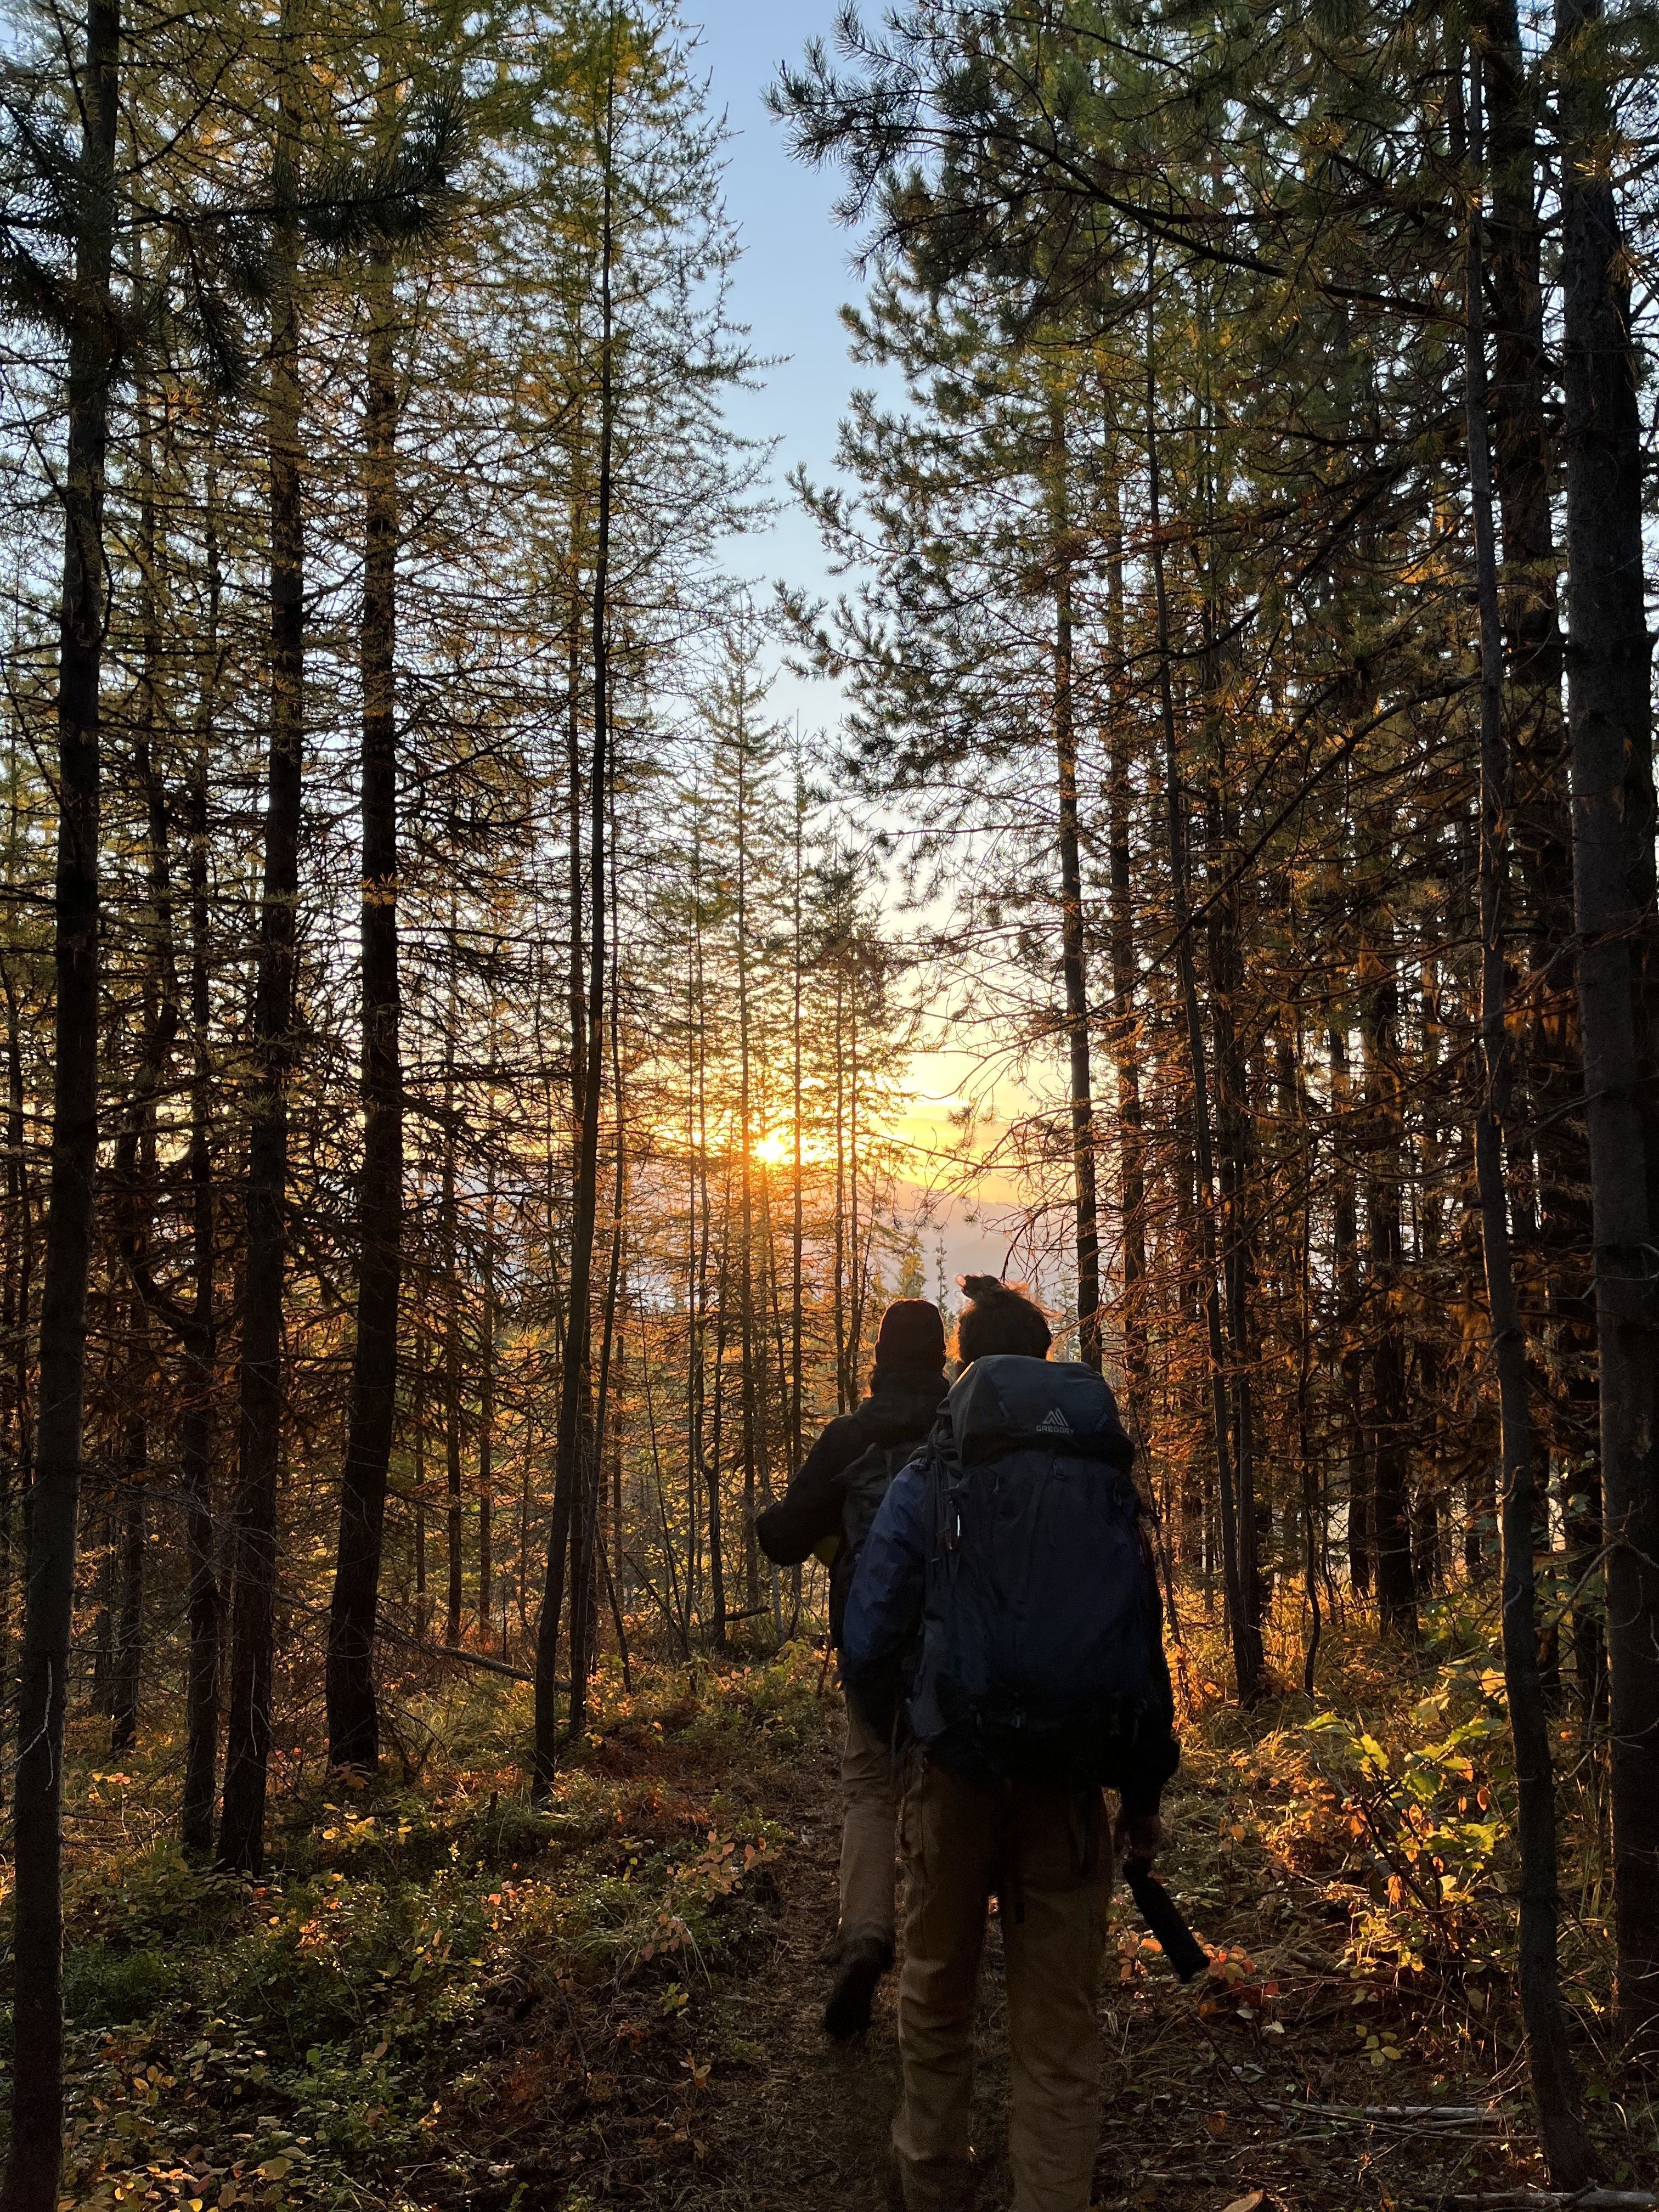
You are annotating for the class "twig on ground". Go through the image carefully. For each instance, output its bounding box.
[1432,2194,1657,2210]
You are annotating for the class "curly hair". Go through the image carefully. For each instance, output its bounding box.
[955,1274,1053,1364]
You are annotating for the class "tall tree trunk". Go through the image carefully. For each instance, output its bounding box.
[573,1112,625,1728]
[3,0,119,2197]
[1104,482,1147,1433]
[535,64,616,1791]
[327,245,404,1773]
[181,701,219,1854]
[736,715,760,1613]
[1329,1022,1370,1597]
[0,953,33,1814]
[1558,0,1659,2046]
[478,1137,496,1639]
[706,1190,731,1643]
[109,1307,148,1756]
[1460,85,1595,2176]
[1361,927,1418,1639]
[1051,398,1100,1370]
[1203,763,1264,1641]
[789,759,806,1476]
[442,1025,462,1646]
[110,429,170,1764]
[219,42,304,1877]
[1481,0,1603,1726]
[1144,269,1260,1703]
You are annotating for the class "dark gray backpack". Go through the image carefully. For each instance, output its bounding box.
[840,1437,920,1561]
[905,1356,1156,1791]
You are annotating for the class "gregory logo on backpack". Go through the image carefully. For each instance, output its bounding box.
[906,1356,1157,1791]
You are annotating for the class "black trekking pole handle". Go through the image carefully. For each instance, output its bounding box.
[1122,1859,1209,1983]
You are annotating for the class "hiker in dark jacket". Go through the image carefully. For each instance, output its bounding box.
[755,1297,947,2038]
[844,1277,1178,2212]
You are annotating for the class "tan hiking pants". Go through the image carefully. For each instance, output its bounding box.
[838,1694,899,1955]
[892,1761,1113,2212]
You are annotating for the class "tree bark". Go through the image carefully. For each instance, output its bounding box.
[1557,0,1659,2047]
[1104,480,1147,1432]
[1361,928,1418,1639]
[0,951,32,1816]
[536,63,616,1789]
[1462,93,1596,2172]
[181,695,219,1857]
[1145,267,1260,1701]
[327,244,404,1773]
[219,41,304,1876]
[1051,399,1100,1371]
[478,1138,496,1638]
[1481,0,1602,1725]
[109,1310,148,1756]
[3,1,119,2198]
[442,1021,463,1646]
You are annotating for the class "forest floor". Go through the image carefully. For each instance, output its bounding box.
[37,1612,1656,2212]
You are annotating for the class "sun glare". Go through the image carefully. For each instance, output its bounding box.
[752,1130,796,1168]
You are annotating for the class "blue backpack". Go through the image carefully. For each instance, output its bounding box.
[906,1355,1158,1791]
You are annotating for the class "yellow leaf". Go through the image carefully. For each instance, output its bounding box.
[1222,2195,1266,2212]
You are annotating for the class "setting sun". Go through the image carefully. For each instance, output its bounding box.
[752,1130,794,1167]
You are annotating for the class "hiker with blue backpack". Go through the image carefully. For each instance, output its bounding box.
[754,1297,950,2039]
[844,1276,1179,2212]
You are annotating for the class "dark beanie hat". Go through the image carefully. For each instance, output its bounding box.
[874,1298,947,1371]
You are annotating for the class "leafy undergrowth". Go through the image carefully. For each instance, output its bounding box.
[22,1646,820,2212]
[8,1598,1656,2211]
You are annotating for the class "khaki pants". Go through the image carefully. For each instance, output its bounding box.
[893,1762,1113,2212]
[839,1694,899,1955]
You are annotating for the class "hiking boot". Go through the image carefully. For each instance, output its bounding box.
[823,1934,891,2039]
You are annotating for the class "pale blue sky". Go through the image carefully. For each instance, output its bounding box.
[682,5,1044,1297]
[685,0,872,724]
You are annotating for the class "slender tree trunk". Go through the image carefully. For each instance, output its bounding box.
[1104,482,1147,1433]
[706,1192,731,1643]
[220,49,304,1877]
[1203,764,1264,1639]
[478,1139,496,1639]
[109,1307,148,1755]
[1050,398,1100,1370]
[573,1118,625,1727]
[0,952,32,1814]
[1558,0,1659,2046]
[110,438,169,1764]
[1328,1024,1370,1596]
[180,471,221,1860]
[413,1330,428,1628]
[1144,269,1260,1703]
[327,245,404,1773]
[4,1,119,2196]
[536,66,616,1791]
[443,1028,463,1646]
[789,761,806,1474]
[833,967,848,1410]
[1480,0,1604,1725]
[1361,929,1418,1639]
[1461,86,1596,2175]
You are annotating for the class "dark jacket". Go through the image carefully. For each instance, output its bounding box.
[842,1395,1180,1819]
[755,1364,947,1645]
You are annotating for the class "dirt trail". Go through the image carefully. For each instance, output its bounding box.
[467,1708,1538,2211]
[669,1719,1530,2212]
[681,1753,1223,2212]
